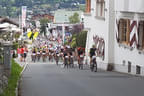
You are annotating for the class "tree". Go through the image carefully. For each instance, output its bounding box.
[40,18,50,36]
[70,34,77,48]
[69,30,87,48]
[79,4,85,12]
[69,12,80,24]
[76,30,87,48]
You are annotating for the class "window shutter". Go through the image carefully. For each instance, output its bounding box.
[126,19,130,44]
[86,0,91,13]
[97,0,104,3]
[138,21,144,50]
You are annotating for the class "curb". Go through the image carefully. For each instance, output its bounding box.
[15,61,28,96]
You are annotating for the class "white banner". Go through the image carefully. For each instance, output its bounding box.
[22,6,27,28]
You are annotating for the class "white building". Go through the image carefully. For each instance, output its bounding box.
[115,0,144,75]
[84,0,144,76]
[84,0,115,70]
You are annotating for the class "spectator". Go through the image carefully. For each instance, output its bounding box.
[23,46,28,62]
[20,46,24,62]
[17,46,21,61]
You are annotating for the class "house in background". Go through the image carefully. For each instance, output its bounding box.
[54,9,83,23]
[84,0,144,76]
[49,9,84,44]
[32,14,54,22]
[0,17,19,41]
[0,17,20,33]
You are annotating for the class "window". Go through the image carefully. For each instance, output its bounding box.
[136,65,141,74]
[96,0,105,18]
[138,21,144,50]
[118,19,130,44]
[86,0,91,13]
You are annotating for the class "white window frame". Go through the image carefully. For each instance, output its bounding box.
[96,0,105,19]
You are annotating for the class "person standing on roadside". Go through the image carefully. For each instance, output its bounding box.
[20,46,24,62]
[23,46,28,62]
[17,46,21,61]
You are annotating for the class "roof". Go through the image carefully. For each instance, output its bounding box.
[32,14,54,21]
[54,9,82,23]
[0,17,20,32]
[0,17,19,26]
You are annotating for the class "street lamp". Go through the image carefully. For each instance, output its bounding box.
[81,13,84,23]
[64,15,67,23]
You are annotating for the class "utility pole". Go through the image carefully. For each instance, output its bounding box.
[62,24,65,45]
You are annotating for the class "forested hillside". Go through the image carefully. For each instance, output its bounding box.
[0,0,85,17]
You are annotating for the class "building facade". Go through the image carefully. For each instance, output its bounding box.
[84,0,144,76]
[84,0,115,70]
[115,0,144,75]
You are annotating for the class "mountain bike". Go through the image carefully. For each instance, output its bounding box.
[55,54,59,66]
[42,52,46,62]
[69,55,74,68]
[90,56,97,72]
[64,56,69,68]
[79,54,84,70]
[37,52,41,61]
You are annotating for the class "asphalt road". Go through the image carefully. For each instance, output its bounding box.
[21,61,144,96]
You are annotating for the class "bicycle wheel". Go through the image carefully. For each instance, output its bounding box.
[90,64,94,72]
[43,56,45,62]
[33,55,36,62]
[94,62,97,72]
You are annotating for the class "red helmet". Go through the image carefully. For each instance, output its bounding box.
[83,48,85,51]
[77,47,81,51]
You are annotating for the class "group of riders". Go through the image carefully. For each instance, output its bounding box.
[30,44,98,72]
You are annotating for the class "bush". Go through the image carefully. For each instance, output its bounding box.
[69,30,87,48]
[76,30,87,48]
[70,38,77,48]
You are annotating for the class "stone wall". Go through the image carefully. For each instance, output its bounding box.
[0,65,9,94]
[0,43,12,94]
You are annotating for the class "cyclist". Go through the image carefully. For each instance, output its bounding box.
[23,46,28,62]
[89,45,97,71]
[69,51,74,68]
[32,47,37,62]
[37,50,41,62]
[55,51,60,66]
[89,45,96,64]
[48,49,52,61]
[77,47,84,69]
[42,48,46,62]
[63,48,69,68]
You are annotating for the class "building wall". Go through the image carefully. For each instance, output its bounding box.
[107,0,115,64]
[84,0,115,69]
[85,0,144,76]
[114,0,144,75]
[115,0,144,13]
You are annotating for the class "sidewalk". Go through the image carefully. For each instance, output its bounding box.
[14,52,31,67]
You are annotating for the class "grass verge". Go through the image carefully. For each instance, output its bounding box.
[0,59,23,96]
